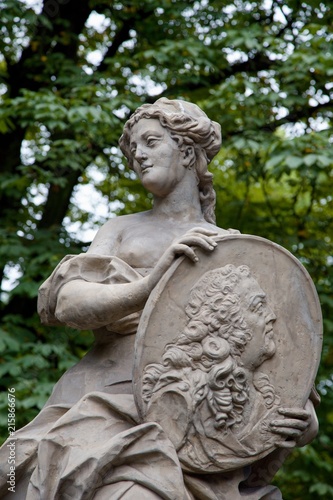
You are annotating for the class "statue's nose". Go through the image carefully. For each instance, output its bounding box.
[135,146,148,164]
[265,307,276,324]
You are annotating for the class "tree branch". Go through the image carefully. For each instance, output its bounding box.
[97,23,134,73]
[97,6,156,73]
[7,0,92,97]
[146,51,275,103]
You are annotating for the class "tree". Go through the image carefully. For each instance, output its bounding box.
[0,1,332,497]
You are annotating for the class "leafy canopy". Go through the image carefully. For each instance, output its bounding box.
[0,1,332,498]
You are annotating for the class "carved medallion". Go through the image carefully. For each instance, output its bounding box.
[133,235,322,473]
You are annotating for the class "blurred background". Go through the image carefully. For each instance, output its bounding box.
[0,1,332,497]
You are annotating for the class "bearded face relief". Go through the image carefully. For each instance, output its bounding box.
[141,263,281,470]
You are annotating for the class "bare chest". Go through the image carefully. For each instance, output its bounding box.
[117,224,177,268]
[116,219,214,269]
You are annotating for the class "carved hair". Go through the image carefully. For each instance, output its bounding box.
[143,336,249,429]
[143,264,278,435]
[142,265,258,429]
[253,372,280,409]
[119,98,221,224]
[184,264,253,359]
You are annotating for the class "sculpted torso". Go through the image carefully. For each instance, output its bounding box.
[3,98,319,500]
[43,100,318,472]
[89,210,229,269]
[46,106,230,405]
[46,214,229,406]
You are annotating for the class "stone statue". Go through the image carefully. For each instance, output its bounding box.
[135,249,322,481]
[142,264,283,470]
[0,98,322,499]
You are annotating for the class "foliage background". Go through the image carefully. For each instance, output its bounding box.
[0,1,332,497]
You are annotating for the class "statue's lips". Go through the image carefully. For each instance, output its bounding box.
[265,328,274,339]
[141,164,153,173]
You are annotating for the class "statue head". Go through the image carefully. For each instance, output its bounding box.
[142,264,277,431]
[184,264,277,370]
[119,97,222,224]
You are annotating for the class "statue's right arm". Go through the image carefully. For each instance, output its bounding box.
[54,217,148,330]
[55,225,218,330]
[55,278,152,330]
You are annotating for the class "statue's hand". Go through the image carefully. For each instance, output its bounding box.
[148,227,218,289]
[169,227,219,262]
[295,399,319,447]
[269,402,317,449]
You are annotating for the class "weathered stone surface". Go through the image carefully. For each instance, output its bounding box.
[0,98,322,499]
[134,234,322,473]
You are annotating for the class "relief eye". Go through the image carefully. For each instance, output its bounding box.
[254,302,264,313]
[147,138,157,146]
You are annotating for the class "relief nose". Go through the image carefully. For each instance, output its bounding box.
[265,307,276,324]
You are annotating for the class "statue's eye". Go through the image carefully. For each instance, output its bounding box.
[250,294,266,313]
[253,301,266,314]
[255,302,263,312]
[147,137,157,147]
[130,142,137,155]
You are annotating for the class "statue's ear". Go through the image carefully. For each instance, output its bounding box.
[183,145,195,168]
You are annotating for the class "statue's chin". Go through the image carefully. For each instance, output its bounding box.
[252,343,276,369]
[261,342,276,364]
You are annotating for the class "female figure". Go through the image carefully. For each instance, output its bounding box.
[0,98,318,500]
[38,98,230,407]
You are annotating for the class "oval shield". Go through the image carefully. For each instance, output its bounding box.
[133,234,323,473]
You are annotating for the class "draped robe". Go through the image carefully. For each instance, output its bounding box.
[0,254,282,500]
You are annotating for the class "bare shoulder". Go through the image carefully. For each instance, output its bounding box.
[88,211,152,255]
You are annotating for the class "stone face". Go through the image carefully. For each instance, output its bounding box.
[0,98,323,499]
[134,235,323,474]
